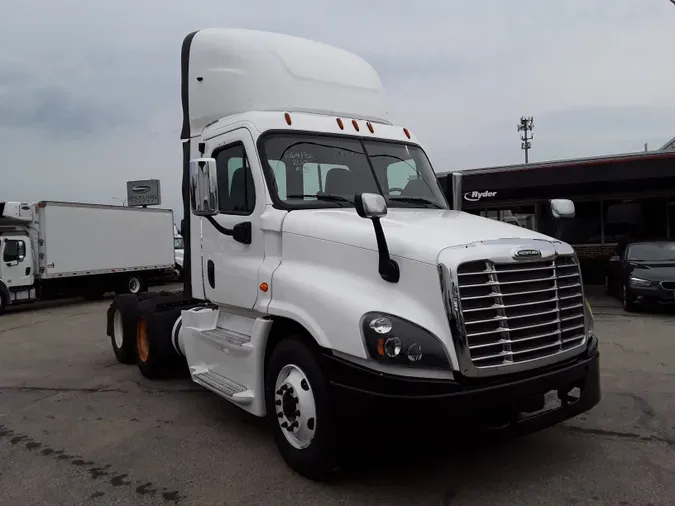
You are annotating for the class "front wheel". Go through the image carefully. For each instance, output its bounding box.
[622,284,638,312]
[265,337,339,481]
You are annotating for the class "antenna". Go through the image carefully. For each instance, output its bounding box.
[517,116,534,164]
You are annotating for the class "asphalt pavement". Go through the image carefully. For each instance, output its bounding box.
[1,288,674,505]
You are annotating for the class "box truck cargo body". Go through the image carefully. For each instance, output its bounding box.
[0,201,175,312]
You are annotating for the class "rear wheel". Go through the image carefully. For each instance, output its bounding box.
[265,336,339,481]
[109,294,142,364]
[135,301,185,379]
[0,292,6,315]
[127,275,146,295]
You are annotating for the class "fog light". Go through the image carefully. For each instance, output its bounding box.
[407,343,423,362]
[369,317,392,334]
[384,337,402,357]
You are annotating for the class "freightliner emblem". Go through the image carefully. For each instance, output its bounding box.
[514,248,541,259]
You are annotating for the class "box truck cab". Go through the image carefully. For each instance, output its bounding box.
[106,28,600,480]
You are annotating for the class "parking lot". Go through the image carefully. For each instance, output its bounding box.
[1,288,674,506]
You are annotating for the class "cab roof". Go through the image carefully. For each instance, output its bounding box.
[181,28,391,140]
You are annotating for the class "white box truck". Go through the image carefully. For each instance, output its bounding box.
[105,28,601,481]
[0,201,175,312]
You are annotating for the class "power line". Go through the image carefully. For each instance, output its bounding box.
[517,116,534,164]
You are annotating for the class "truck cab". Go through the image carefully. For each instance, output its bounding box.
[107,28,600,481]
[0,202,37,310]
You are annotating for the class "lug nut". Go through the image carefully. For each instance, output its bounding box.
[275,400,281,406]
[277,412,283,418]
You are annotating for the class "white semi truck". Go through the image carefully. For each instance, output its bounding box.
[0,200,175,312]
[106,28,600,480]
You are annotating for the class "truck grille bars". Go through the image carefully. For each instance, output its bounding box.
[440,254,587,377]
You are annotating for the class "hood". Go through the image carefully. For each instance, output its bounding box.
[282,208,557,264]
[629,262,675,281]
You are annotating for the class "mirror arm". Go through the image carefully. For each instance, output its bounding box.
[205,217,252,245]
[371,217,400,283]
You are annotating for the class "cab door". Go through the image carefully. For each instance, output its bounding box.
[199,127,266,310]
[1,236,34,290]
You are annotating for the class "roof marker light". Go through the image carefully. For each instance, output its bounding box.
[403,128,411,139]
[284,112,292,125]
[336,118,344,130]
[367,121,374,133]
[352,119,360,132]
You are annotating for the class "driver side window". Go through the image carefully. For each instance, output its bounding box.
[3,239,26,263]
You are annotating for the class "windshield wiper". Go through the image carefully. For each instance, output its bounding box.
[388,196,442,208]
[286,194,354,206]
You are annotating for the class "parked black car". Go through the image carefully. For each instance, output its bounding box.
[605,239,675,311]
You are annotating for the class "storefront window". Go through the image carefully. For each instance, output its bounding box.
[551,201,602,245]
[479,206,536,231]
[602,198,667,243]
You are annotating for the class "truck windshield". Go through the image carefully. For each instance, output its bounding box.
[259,133,449,210]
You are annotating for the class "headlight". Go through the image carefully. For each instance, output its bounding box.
[629,276,652,287]
[361,312,450,369]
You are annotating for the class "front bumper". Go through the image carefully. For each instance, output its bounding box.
[321,336,600,436]
[629,284,675,305]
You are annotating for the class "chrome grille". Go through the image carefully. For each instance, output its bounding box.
[456,255,586,369]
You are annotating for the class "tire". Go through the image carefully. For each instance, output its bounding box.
[0,292,6,315]
[135,301,185,380]
[173,265,183,282]
[127,274,147,295]
[108,294,142,364]
[115,274,147,295]
[622,284,638,312]
[265,336,339,481]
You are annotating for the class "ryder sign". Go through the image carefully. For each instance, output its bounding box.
[463,190,497,202]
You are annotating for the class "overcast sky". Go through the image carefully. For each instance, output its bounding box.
[2,0,675,221]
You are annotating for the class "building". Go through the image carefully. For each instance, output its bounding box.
[436,146,675,284]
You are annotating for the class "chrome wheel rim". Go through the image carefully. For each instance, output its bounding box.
[128,277,141,294]
[113,309,124,348]
[274,364,317,450]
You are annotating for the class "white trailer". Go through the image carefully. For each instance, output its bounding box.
[106,28,600,481]
[0,201,175,311]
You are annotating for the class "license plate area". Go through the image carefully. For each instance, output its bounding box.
[517,385,582,421]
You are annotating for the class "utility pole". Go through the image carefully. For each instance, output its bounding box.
[517,116,534,164]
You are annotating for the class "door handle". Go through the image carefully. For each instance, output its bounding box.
[207,260,215,289]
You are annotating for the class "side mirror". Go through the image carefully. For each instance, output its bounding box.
[355,193,387,219]
[550,198,575,219]
[354,193,399,283]
[189,158,219,216]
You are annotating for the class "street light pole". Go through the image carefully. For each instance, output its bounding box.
[112,196,127,206]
